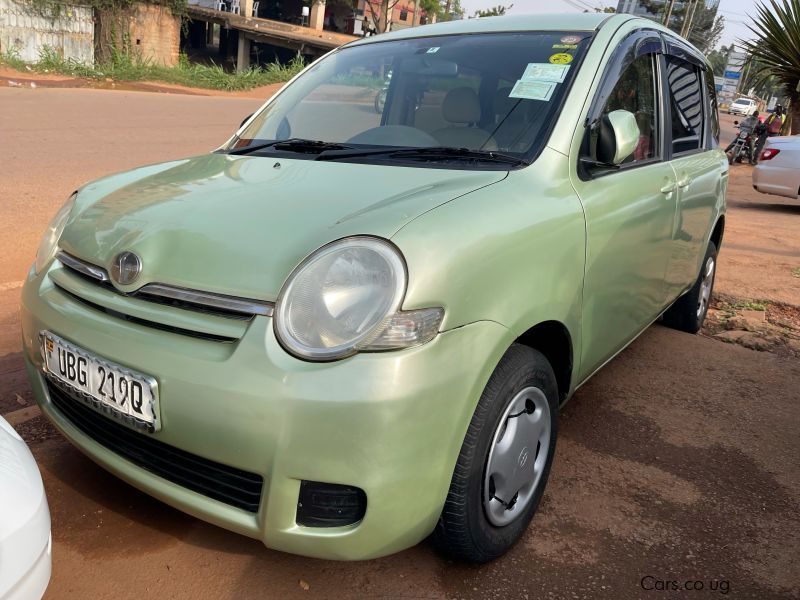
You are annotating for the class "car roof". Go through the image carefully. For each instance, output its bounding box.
[347,13,634,47]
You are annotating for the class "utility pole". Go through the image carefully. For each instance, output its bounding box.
[411,0,418,26]
[680,0,700,38]
[662,0,676,26]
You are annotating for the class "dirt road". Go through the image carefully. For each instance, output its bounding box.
[1,87,798,599]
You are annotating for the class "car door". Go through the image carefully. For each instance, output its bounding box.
[570,31,678,379]
[661,41,727,301]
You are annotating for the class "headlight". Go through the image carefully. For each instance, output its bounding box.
[35,193,76,274]
[275,236,443,361]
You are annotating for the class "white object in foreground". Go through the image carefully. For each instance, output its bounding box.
[0,416,51,600]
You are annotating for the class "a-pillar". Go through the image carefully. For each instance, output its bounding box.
[308,0,325,31]
[236,35,251,72]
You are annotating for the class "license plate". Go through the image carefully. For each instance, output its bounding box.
[41,332,160,430]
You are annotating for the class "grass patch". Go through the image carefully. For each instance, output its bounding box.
[1,47,305,91]
[792,267,800,279]
[728,299,768,312]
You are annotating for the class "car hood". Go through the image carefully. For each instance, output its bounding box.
[61,153,506,301]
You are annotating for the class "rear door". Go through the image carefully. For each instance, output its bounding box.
[571,30,678,378]
[661,40,728,301]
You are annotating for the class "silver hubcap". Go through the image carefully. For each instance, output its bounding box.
[483,386,551,527]
[697,256,715,318]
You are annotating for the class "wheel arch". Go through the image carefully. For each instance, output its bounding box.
[515,320,574,404]
[710,214,725,250]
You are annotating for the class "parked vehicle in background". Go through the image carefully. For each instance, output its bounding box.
[0,416,51,600]
[753,136,800,199]
[727,97,758,116]
[22,13,726,563]
[725,118,757,164]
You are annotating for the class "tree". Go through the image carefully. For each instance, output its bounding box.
[636,0,722,52]
[688,13,725,53]
[706,44,731,77]
[738,0,800,134]
[362,0,400,32]
[473,3,512,17]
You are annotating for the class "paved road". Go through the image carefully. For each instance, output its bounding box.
[1,88,799,599]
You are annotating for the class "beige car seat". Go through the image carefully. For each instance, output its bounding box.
[432,87,497,150]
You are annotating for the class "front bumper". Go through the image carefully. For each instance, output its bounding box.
[21,265,510,560]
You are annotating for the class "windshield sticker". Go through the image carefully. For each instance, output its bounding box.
[548,53,574,65]
[560,35,582,44]
[509,79,556,101]
[426,47,440,53]
[521,63,570,83]
[552,43,578,50]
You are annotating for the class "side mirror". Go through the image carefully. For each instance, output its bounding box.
[597,110,640,165]
[239,113,254,129]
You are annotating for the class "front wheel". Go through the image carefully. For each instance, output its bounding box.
[662,240,718,333]
[432,344,559,563]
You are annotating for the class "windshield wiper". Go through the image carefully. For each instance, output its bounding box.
[317,146,528,166]
[226,138,354,156]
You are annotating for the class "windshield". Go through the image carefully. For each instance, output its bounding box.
[733,99,750,105]
[228,31,591,167]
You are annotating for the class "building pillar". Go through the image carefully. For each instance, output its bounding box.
[206,22,214,45]
[236,35,251,72]
[309,0,326,31]
[242,0,254,17]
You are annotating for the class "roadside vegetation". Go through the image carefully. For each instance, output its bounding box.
[0,47,305,91]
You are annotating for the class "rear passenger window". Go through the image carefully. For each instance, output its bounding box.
[666,58,704,154]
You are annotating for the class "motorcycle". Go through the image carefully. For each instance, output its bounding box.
[725,120,756,165]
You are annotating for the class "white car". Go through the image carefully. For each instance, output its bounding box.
[753,136,800,200]
[0,416,51,600]
[728,98,757,116]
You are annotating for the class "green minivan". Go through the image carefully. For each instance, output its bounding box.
[22,13,726,562]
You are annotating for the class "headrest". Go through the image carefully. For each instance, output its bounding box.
[442,87,481,124]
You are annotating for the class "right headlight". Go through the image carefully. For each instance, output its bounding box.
[275,236,444,361]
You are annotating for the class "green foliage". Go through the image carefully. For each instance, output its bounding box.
[706,45,730,77]
[0,50,306,92]
[738,0,800,134]
[21,0,188,18]
[473,3,512,17]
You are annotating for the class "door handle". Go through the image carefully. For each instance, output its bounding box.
[678,177,693,189]
[660,182,676,194]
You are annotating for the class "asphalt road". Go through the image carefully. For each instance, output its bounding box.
[1,87,798,599]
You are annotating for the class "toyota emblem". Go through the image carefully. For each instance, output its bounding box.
[110,251,142,285]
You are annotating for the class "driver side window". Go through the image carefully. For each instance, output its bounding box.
[588,53,660,166]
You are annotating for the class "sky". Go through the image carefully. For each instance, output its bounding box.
[459,0,760,50]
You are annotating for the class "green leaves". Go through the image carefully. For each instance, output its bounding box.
[738,0,800,102]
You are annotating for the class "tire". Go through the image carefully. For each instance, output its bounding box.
[662,241,718,334]
[432,344,559,563]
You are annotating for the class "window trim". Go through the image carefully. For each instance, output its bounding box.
[701,64,720,149]
[578,29,666,181]
[660,34,709,160]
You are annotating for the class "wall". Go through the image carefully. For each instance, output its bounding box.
[125,4,180,67]
[0,0,94,65]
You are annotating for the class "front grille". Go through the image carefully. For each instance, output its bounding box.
[53,283,239,343]
[48,381,264,513]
